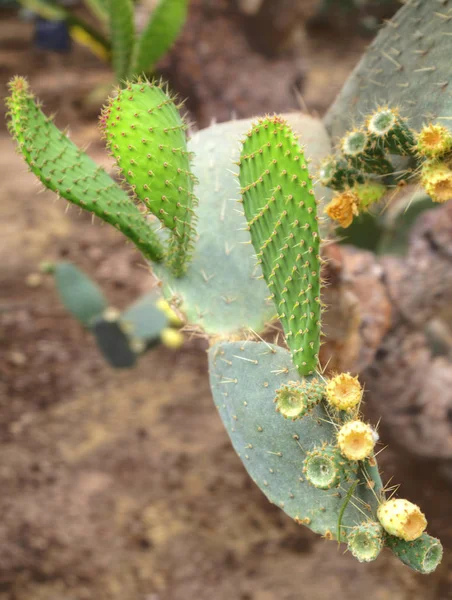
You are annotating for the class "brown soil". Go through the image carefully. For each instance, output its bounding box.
[1,4,452,599]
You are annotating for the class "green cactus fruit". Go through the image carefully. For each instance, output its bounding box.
[353,180,386,209]
[366,108,416,156]
[417,124,452,159]
[386,533,443,575]
[52,262,107,327]
[303,445,344,490]
[101,79,197,276]
[318,155,365,191]
[6,77,164,264]
[347,522,384,563]
[341,129,393,175]
[421,160,452,204]
[274,379,324,419]
[325,2,452,139]
[208,340,382,542]
[238,116,321,376]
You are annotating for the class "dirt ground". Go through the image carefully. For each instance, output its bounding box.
[1,3,452,599]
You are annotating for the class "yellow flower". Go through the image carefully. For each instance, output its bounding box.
[337,420,375,461]
[377,499,427,541]
[421,160,452,203]
[417,124,452,158]
[326,373,362,412]
[325,191,359,228]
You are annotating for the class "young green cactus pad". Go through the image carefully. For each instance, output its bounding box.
[347,522,384,563]
[6,77,164,264]
[208,340,442,572]
[325,1,452,139]
[101,79,197,275]
[238,116,321,376]
[366,108,415,156]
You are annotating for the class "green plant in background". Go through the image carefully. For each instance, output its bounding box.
[17,0,189,81]
[41,261,183,368]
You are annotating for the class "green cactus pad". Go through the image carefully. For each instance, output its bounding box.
[275,379,324,419]
[238,116,321,375]
[347,521,384,563]
[386,533,443,575]
[52,262,107,327]
[6,77,164,264]
[208,340,382,541]
[101,79,197,275]
[109,0,134,81]
[325,1,452,138]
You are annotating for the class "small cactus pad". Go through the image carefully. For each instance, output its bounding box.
[275,379,324,419]
[209,341,382,540]
[325,2,452,138]
[101,79,197,275]
[386,533,443,575]
[239,117,321,376]
[347,522,384,563]
[52,262,107,326]
[6,77,164,264]
[91,312,138,368]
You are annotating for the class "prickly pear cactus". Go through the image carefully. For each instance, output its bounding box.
[325,1,452,138]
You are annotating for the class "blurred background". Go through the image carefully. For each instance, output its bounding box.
[1,1,452,598]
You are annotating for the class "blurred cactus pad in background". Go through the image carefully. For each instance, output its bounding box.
[6,0,452,578]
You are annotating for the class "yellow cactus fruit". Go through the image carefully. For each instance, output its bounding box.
[377,499,427,542]
[417,124,452,158]
[326,373,362,412]
[337,420,376,461]
[156,298,184,327]
[160,327,184,349]
[421,160,452,203]
[324,191,359,228]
